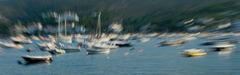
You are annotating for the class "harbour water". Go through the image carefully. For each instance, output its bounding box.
[0,37,240,75]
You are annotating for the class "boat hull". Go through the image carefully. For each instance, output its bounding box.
[86,48,110,54]
[116,43,132,47]
[22,56,52,63]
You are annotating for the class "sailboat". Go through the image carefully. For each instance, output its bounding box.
[56,12,81,52]
[86,12,112,54]
[57,14,73,44]
[107,23,131,47]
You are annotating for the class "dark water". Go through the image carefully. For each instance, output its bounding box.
[1,38,240,75]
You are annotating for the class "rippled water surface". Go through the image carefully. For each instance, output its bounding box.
[0,38,240,75]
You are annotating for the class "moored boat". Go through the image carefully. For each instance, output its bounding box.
[211,44,235,51]
[183,48,207,57]
[86,48,110,54]
[160,40,185,46]
[0,42,23,49]
[48,48,66,55]
[22,55,53,63]
[108,39,132,47]
[11,36,32,44]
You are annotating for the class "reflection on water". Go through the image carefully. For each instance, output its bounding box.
[218,50,232,56]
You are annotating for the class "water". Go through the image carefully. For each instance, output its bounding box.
[1,37,240,75]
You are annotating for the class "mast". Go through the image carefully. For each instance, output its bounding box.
[96,12,102,38]
[58,16,61,37]
[64,18,67,36]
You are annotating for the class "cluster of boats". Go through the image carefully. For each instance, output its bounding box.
[183,34,237,57]
[0,32,239,64]
[183,42,235,57]
[155,32,237,57]
[0,33,134,64]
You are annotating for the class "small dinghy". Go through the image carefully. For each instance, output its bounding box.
[183,48,207,57]
[22,55,53,63]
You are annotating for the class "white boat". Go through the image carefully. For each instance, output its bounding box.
[0,42,23,49]
[11,37,32,44]
[183,48,207,57]
[38,42,56,51]
[22,55,52,63]
[92,42,118,49]
[48,48,65,55]
[86,48,110,54]
[86,12,119,50]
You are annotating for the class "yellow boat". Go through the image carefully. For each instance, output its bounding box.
[183,49,207,57]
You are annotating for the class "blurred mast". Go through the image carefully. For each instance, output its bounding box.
[96,12,102,38]
[64,18,67,36]
[58,16,61,37]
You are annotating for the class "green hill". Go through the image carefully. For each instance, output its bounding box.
[0,0,240,33]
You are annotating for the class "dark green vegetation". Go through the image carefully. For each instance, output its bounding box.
[0,0,240,34]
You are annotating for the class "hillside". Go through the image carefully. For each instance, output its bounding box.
[0,0,240,33]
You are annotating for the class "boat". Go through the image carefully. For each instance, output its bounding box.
[22,55,52,63]
[183,48,207,57]
[57,42,81,52]
[48,48,65,55]
[92,42,118,49]
[107,39,132,47]
[201,40,236,46]
[160,40,185,46]
[11,36,32,44]
[87,12,122,49]
[86,48,110,54]
[114,41,131,47]
[38,42,56,51]
[0,42,23,49]
[211,44,235,51]
[60,46,81,51]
